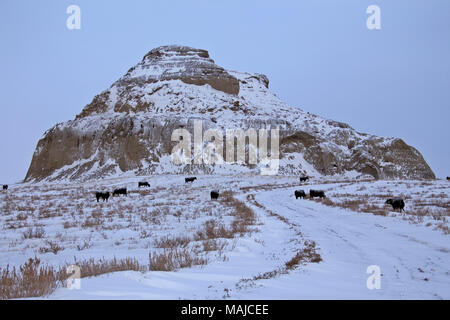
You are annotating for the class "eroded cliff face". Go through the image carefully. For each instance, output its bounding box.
[25,45,435,182]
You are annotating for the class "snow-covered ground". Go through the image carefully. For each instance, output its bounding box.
[0,175,448,299]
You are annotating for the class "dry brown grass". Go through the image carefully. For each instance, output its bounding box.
[240,240,322,284]
[39,240,64,255]
[285,240,322,270]
[321,197,335,207]
[73,256,145,277]
[22,227,45,239]
[313,196,388,216]
[0,258,63,300]
[63,221,77,229]
[220,191,256,235]
[252,269,283,281]
[148,249,207,271]
[194,220,234,241]
[154,235,191,248]
[16,213,28,221]
[76,240,92,251]
[202,239,227,252]
[81,217,101,228]
[435,223,450,235]
[0,256,148,300]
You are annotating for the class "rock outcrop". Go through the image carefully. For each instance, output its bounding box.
[25,45,435,181]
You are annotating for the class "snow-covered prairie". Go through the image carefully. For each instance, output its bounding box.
[0,175,448,299]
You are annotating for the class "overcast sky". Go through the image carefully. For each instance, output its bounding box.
[1,0,449,183]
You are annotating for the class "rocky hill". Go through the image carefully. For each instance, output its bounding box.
[25,45,435,182]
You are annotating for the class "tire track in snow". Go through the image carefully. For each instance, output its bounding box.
[246,188,450,299]
[225,192,323,296]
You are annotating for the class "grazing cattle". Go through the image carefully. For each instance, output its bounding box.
[295,190,306,199]
[447,177,450,181]
[210,190,219,200]
[95,192,110,202]
[113,188,127,197]
[299,176,309,183]
[310,189,326,199]
[185,177,197,183]
[138,181,150,188]
[385,198,405,212]
[2,185,7,190]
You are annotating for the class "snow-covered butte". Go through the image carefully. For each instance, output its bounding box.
[25,45,435,182]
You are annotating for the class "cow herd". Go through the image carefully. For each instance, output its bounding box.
[94,177,220,202]
[95,188,129,202]
[95,181,153,202]
[5,174,445,210]
[93,174,411,210]
[294,176,408,212]
[95,188,128,202]
[294,189,326,199]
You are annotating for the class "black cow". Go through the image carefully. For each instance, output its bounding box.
[2,185,7,190]
[138,181,150,188]
[210,190,219,200]
[385,198,405,212]
[96,192,110,202]
[113,188,127,197]
[310,189,326,199]
[299,176,310,183]
[295,190,306,199]
[185,177,197,183]
[447,177,450,181]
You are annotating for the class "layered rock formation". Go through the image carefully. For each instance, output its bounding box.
[25,45,435,181]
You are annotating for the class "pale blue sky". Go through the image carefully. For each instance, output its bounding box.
[1,0,449,182]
